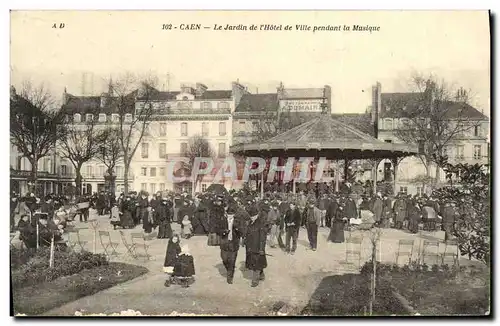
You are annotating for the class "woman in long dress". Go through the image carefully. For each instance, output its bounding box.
[328,205,346,243]
[164,234,181,286]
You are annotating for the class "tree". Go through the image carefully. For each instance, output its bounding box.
[184,135,215,195]
[434,163,490,264]
[10,82,67,195]
[58,110,104,195]
[393,73,482,188]
[110,73,158,195]
[95,128,123,194]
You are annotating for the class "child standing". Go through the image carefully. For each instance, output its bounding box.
[181,215,193,239]
[163,234,181,287]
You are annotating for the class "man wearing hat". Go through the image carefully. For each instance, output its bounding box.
[244,205,267,287]
[303,198,321,251]
[207,195,225,246]
[216,205,243,284]
[284,202,302,254]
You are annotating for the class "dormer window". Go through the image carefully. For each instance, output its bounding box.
[125,113,132,122]
[182,96,188,101]
[202,102,212,110]
[218,102,230,109]
[74,113,81,123]
[111,114,119,123]
[98,113,106,122]
[86,114,93,122]
[384,118,393,130]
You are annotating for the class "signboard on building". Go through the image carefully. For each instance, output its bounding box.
[280,99,324,113]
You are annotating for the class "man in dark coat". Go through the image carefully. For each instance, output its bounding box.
[325,196,339,228]
[137,192,151,233]
[96,191,106,215]
[284,202,302,254]
[156,198,173,239]
[10,193,19,232]
[393,193,407,229]
[441,200,457,241]
[244,206,267,287]
[216,205,243,284]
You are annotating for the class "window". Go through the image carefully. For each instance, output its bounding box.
[219,122,227,136]
[159,183,165,191]
[417,140,425,154]
[456,145,465,159]
[125,113,132,122]
[400,118,410,129]
[150,167,157,177]
[116,166,123,178]
[159,167,166,176]
[182,96,188,101]
[141,167,147,176]
[218,143,226,158]
[416,187,423,196]
[180,142,188,155]
[202,184,207,192]
[159,123,167,136]
[252,121,259,131]
[150,183,156,194]
[159,143,166,159]
[384,139,392,143]
[141,143,149,158]
[61,165,68,176]
[239,121,246,126]
[74,113,81,123]
[111,114,119,123]
[384,118,393,130]
[181,122,188,136]
[98,166,105,177]
[474,145,482,160]
[218,102,230,109]
[141,183,147,191]
[86,114,93,122]
[98,113,106,122]
[86,165,93,177]
[202,122,209,137]
[202,102,212,110]
[399,186,408,194]
[474,125,481,137]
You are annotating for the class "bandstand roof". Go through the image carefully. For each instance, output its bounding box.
[230,113,419,159]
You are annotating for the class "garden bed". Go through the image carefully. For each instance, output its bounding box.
[363,262,490,316]
[13,262,149,316]
[301,273,409,316]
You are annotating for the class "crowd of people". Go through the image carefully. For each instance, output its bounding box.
[10,183,459,288]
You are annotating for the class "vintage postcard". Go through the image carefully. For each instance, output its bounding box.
[9,10,490,317]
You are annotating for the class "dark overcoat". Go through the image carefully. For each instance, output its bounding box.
[245,218,267,271]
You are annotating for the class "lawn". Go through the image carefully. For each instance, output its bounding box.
[11,246,149,316]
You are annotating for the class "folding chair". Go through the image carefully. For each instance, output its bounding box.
[396,239,415,265]
[344,236,363,270]
[98,231,119,257]
[422,240,440,265]
[67,228,88,252]
[441,239,459,267]
[131,232,151,261]
[119,230,137,259]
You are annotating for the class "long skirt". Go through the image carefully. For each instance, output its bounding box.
[245,251,267,271]
[142,214,152,234]
[120,211,135,228]
[408,219,419,233]
[158,222,172,239]
[328,221,345,243]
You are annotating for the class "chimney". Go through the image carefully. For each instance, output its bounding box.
[62,87,68,105]
[100,92,108,108]
[10,85,16,100]
[276,82,285,100]
[195,83,208,97]
[324,85,332,113]
[181,84,194,95]
[231,80,247,108]
[371,82,381,138]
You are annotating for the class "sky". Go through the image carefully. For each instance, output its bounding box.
[10,10,490,115]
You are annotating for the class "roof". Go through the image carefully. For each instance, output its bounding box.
[61,92,136,114]
[282,88,325,99]
[141,90,232,101]
[380,92,488,120]
[235,93,278,112]
[331,113,374,136]
[230,113,418,159]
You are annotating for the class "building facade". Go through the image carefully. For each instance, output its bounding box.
[371,83,490,195]
[131,82,234,194]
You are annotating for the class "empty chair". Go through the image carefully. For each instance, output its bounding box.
[441,239,459,266]
[395,239,415,265]
[119,230,137,259]
[131,232,151,261]
[98,230,119,257]
[422,240,440,265]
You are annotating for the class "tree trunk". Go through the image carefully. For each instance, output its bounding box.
[74,164,83,196]
[29,156,38,195]
[123,160,130,196]
[434,163,441,187]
